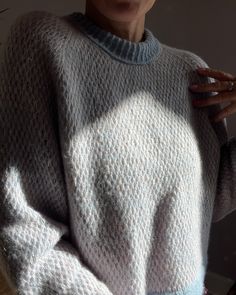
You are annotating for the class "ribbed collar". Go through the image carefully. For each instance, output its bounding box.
[68,11,162,65]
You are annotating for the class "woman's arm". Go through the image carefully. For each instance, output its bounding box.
[188,60,236,223]
[212,136,236,222]
[0,11,113,294]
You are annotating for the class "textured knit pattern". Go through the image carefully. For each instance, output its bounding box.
[0,10,236,295]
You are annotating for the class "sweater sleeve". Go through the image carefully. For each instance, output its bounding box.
[182,51,236,223]
[0,11,113,295]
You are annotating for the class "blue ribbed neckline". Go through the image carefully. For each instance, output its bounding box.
[68,11,162,65]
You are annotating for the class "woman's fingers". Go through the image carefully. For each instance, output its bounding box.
[209,102,236,123]
[189,81,236,93]
[196,67,236,81]
[189,67,236,123]
[192,90,236,107]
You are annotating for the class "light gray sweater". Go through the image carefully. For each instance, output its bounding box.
[0,10,235,295]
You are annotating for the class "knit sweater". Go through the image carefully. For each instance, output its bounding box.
[0,10,236,295]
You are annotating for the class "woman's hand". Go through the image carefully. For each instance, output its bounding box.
[189,68,236,123]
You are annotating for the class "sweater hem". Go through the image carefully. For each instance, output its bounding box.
[147,264,205,295]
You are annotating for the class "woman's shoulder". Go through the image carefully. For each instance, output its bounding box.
[9,10,58,35]
[6,10,71,49]
[160,42,210,70]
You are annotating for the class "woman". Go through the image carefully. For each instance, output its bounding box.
[0,1,236,295]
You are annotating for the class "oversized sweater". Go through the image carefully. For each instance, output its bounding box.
[0,9,236,295]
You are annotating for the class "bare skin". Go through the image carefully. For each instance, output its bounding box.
[85,0,156,42]
[189,68,236,123]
